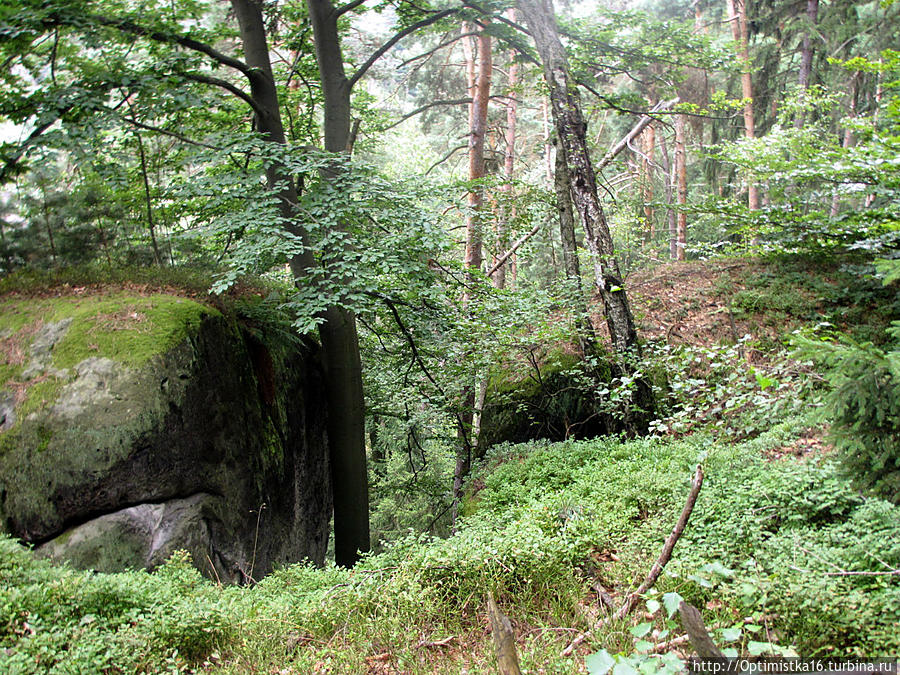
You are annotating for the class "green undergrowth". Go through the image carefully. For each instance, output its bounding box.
[2,418,897,673]
[728,257,899,343]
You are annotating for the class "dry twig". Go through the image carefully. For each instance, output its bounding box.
[562,465,705,657]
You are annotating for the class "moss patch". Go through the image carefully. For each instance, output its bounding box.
[479,349,618,449]
[0,292,217,433]
[48,294,217,370]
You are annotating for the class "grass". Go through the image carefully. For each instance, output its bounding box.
[2,416,898,673]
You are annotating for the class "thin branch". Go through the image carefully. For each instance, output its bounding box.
[180,72,266,118]
[87,15,251,74]
[335,0,369,17]
[120,116,223,150]
[425,144,468,175]
[563,465,705,658]
[399,32,480,68]
[381,99,471,131]
[595,98,678,172]
[463,2,531,36]
[614,464,704,620]
[0,118,59,183]
[349,8,459,87]
[486,223,540,277]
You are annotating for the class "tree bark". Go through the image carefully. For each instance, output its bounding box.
[555,146,596,355]
[641,123,656,243]
[304,0,371,567]
[658,131,678,260]
[232,0,370,567]
[674,113,687,261]
[725,0,759,211]
[518,0,640,355]
[494,10,519,291]
[797,0,819,91]
[832,72,859,216]
[794,0,819,128]
[133,131,163,265]
[453,26,492,521]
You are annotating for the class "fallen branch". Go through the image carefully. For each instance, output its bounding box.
[561,465,705,657]
[415,635,456,649]
[486,223,541,277]
[613,464,704,621]
[487,592,522,675]
[790,565,900,577]
[595,98,679,172]
[648,634,691,653]
[678,601,724,658]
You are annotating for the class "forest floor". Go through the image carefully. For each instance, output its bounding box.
[1,256,899,674]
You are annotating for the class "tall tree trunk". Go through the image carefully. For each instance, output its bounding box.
[658,132,678,260]
[865,70,883,208]
[797,0,819,91]
[832,72,859,216]
[542,97,553,184]
[38,181,57,263]
[795,0,819,128]
[641,123,655,244]
[453,27,492,520]
[232,0,370,567]
[674,113,688,261]
[519,0,640,355]
[303,0,370,567]
[133,131,163,266]
[555,145,596,355]
[725,0,759,211]
[495,10,518,291]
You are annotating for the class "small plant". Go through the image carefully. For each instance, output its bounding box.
[794,325,900,503]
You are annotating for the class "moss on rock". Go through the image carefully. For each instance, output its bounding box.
[478,350,620,449]
[0,289,331,582]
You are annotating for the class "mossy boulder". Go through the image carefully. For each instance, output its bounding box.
[478,353,612,448]
[478,350,652,449]
[0,291,331,582]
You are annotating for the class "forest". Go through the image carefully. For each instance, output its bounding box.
[0,0,899,671]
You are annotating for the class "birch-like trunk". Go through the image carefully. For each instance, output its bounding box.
[519,0,640,355]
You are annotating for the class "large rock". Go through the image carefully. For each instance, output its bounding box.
[0,295,331,582]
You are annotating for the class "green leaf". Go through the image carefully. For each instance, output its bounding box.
[662,592,683,618]
[613,660,641,675]
[646,599,661,615]
[720,627,742,642]
[585,649,616,675]
[630,622,653,638]
[703,562,735,578]
[748,641,776,656]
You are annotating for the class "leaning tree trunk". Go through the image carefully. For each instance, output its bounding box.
[518,0,639,355]
[232,0,370,567]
